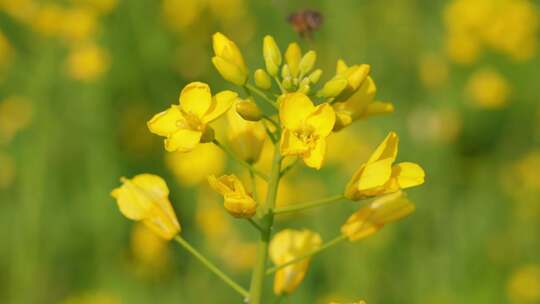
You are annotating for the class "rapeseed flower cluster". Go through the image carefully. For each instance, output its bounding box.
[111,33,425,303]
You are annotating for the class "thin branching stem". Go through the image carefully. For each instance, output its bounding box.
[174,235,249,298]
[273,194,348,215]
[212,139,269,181]
[245,83,279,110]
[265,235,346,275]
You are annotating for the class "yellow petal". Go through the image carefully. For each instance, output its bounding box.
[306,103,336,137]
[370,191,415,224]
[131,173,170,198]
[279,93,314,130]
[179,82,212,118]
[367,132,399,163]
[336,59,348,74]
[393,162,425,189]
[280,129,310,156]
[357,158,393,190]
[341,207,380,241]
[111,185,151,220]
[363,101,394,118]
[202,90,237,123]
[147,106,181,137]
[303,139,326,169]
[165,129,202,152]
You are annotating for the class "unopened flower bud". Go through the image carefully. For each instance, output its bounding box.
[263,35,282,76]
[254,69,272,90]
[236,101,263,121]
[308,69,322,84]
[317,76,348,98]
[299,50,316,76]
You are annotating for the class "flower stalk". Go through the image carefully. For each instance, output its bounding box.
[212,139,269,181]
[273,194,347,215]
[173,235,249,298]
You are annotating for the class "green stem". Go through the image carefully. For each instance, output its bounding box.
[265,235,346,275]
[249,146,282,304]
[273,194,347,215]
[247,218,264,233]
[213,140,269,181]
[245,83,279,110]
[173,235,249,298]
[273,76,285,94]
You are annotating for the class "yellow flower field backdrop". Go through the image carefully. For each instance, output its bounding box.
[1,0,539,303]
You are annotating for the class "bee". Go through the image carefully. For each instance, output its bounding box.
[287,9,323,39]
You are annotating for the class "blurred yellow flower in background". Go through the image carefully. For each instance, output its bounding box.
[66,43,109,81]
[270,229,322,295]
[148,82,237,152]
[444,0,539,64]
[0,96,33,145]
[279,92,335,169]
[212,32,248,86]
[166,143,225,187]
[345,132,425,200]
[130,223,170,274]
[0,152,15,189]
[0,30,13,73]
[60,7,98,44]
[341,191,414,241]
[111,174,181,240]
[70,0,118,15]
[507,264,540,304]
[227,102,266,164]
[418,53,449,90]
[465,68,510,109]
[62,292,121,304]
[208,174,257,218]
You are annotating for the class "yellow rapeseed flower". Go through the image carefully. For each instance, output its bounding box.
[332,69,394,131]
[465,68,510,109]
[65,43,109,81]
[345,132,425,200]
[148,82,237,152]
[507,264,540,303]
[111,174,181,240]
[208,174,257,218]
[212,32,248,85]
[279,92,335,169]
[319,60,370,101]
[341,191,414,241]
[269,229,322,295]
[227,102,266,163]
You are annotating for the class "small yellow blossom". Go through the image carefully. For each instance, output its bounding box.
[418,53,449,90]
[269,229,322,295]
[208,174,257,218]
[341,191,415,241]
[148,82,237,152]
[279,92,335,169]
[284,42,302,78]
[345,132,425,200]
[66,43,109,81]
[227,102,266,163]
[165,143,225,187]
[111,174,181,240]
[319,60,370,101]
[60,7,98,44]
[31,4,66,36]
[465,68,510,109]
[332,70,394,131]
[0,152,15,189]
[212,32,248,85]
[507,264,540,303]
[0,96,33,144]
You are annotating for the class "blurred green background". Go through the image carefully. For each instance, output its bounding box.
[1,0,540,303]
